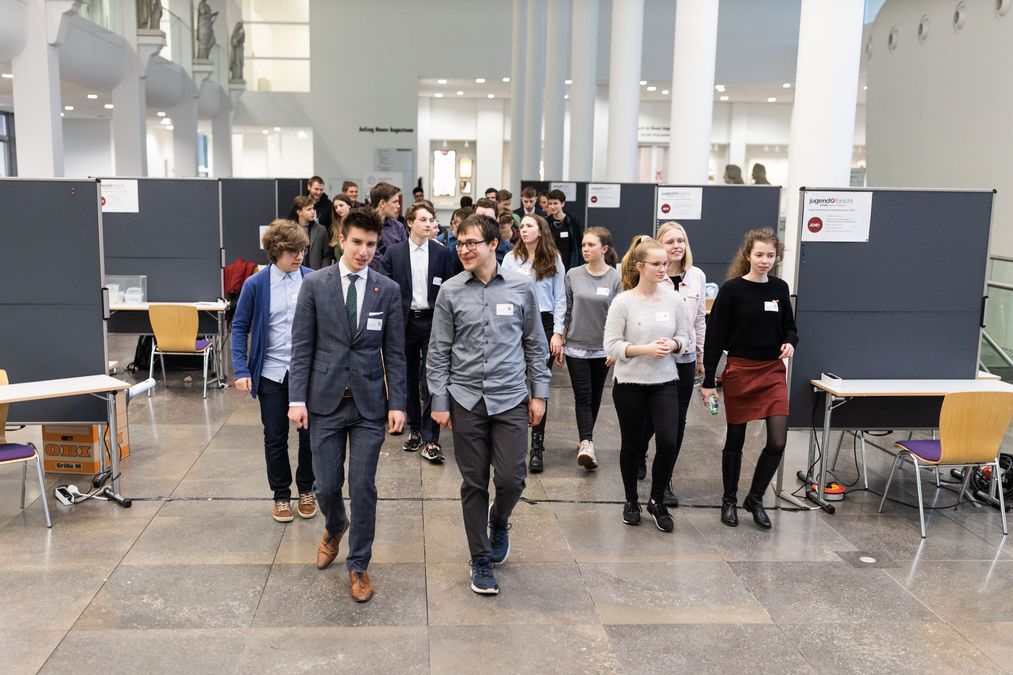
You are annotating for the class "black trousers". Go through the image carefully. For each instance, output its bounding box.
[532,311,555,435]
[641,361,696,472]
[613,380,679,503]
[405,314,439,443]
[258,373,313,500]
[566,356,609,441]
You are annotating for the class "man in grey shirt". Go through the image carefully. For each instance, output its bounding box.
[427,214,550,596]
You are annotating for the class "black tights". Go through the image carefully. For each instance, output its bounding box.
[721,415,787,503]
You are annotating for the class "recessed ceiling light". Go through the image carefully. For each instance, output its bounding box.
[719,95,729,101]
[767,97,777,103]
[863,85,868,90]
[160,117,171,125]
[782,82,792,88]
[564,79,573,85]
[437,79,447,84]
[156,111,166,117]
[60,112,64,117]
[166,125,174,130]
[639,80,647,86]
[476,78,486,83]
[1,73,12,79]
[502,77,510,83]
[104,103,114,109]
[564,94,569,100]
[715,84,726,92]
[262,129,269,134]
[662,89,670,95]
[87,94,98,99]
[273,126,281,131]
[64,105,74,111]
[646,86,657,92]
[456,90,464,96]
[434,92,444,98]
[487,93,495,99]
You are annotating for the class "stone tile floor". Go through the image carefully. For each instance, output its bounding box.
[1,338,1011,673]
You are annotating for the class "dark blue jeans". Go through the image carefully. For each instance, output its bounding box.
[309,399,386,572]
[405,314,439,443]
[258,374,313,501]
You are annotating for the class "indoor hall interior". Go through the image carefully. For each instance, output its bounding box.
[1,336,1012,673]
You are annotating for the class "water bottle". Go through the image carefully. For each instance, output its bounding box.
[707,394,720,416]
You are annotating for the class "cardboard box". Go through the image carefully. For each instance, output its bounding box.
[42,407,130,474]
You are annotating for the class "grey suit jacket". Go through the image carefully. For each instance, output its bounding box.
[289,265,407,419]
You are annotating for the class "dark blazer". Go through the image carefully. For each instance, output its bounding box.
[378,238,455,321]
[287,191,332,231]
[300,221,333,270]
[231,264,313,398]
[289,266,407,420]
[513,206,547,219]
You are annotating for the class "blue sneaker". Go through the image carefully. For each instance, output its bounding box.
[469,556,499,595]
[489,519,511,566]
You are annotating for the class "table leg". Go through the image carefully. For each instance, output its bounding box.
[804,389,836,514]
[99,392,131,508]
[216,309,228,389]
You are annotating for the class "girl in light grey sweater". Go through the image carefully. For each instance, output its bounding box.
[604,236,689,533]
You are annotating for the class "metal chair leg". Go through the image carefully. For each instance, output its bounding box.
[859,430,869,489]
[202,350,209,399]
[33,453,52,528]
[830,430,847,471]
[996,458,1008,536]
[934,466,942,488]
[20,461,27,508]
[957,465,973,505]
[148,341,156,396]
[912,455,927,538]
[879,451,905,513]
[159,351,167,386]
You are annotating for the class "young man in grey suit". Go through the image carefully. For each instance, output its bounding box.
[288,208,407,603]
[427,213,550,595]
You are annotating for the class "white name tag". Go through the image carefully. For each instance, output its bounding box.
[366,318,383,331]
[655,312,670,322]
[496,303,514,316]
[432,277,442,286]
[559,231,569,238]
[764,301,779,312]
[596,287,610,296]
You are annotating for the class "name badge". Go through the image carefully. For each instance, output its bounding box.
[655,312,670,322]
[496,303,514,316]
[559,231,569,238]
[366,318,383,331]
[432,277,443,286]
[596,287,610,296]
[764,300,779,312]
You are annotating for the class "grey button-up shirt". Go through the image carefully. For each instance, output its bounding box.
[427,267,551,415]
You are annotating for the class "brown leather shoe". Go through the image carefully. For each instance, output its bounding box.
[349,569,374,602]
[297,492,317,519]
[315,519,349,570]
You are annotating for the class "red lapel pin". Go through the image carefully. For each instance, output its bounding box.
[373,287,379,292]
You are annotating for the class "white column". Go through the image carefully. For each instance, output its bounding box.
[667,0,719,184]
[211,102,233,177]
[112,59,149,176]
[605,0,643,182]
[784,0,864,286]
[170,96,199,177]
[522,0,547,181]
[508,0,527,192]
[542,0,570,179]
[568,0,598,181]
[728,102,748,170]
[476,98,506,193]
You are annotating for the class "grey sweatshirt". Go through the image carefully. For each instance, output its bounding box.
[603,287,690,384]
[564,265,622,351]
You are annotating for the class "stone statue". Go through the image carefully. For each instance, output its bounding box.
[194,0,219,61]
[137,0,163,31]
[229,22,245,82]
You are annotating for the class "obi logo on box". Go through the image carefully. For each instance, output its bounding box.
[45,443,93,459]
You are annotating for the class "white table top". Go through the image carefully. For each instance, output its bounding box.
[0,375,130,404]
[811,378,1013,398]
[109,301,227,311]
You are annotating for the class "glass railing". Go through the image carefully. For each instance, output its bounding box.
[210,44,229,87]
[980,256,1013,379]
[80,0,120,32]
[159,9,191,70]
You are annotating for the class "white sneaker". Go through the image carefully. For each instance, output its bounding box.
[577,440,598,470]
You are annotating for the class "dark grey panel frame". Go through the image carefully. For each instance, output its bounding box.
[276,178,304,219]
[521,180,589,226]
[787,187,994,430]
[585,182,657,253]
[654,185,781,285]
[221,178,274,266]
[101,178,223,306]
[0,179,108,423]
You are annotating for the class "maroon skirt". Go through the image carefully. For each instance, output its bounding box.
[721,356,788,424]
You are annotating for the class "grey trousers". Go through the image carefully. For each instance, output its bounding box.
[450,396,529,559]
[309,398,385,572]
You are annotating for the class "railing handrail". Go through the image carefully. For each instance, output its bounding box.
[988,280,1013,292]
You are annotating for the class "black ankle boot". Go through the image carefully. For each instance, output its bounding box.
[742,494,771,529]
[720,499,738,527]
[529,431,544,473]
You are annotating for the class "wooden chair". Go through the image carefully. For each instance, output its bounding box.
[0,370,52,527]
[148,305,216,398]
[879,391,1013,538]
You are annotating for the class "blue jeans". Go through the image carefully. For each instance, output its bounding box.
[309,398,385,572]
[405,314,439,443]
[258,374,313,500]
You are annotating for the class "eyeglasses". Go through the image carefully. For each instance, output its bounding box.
[457,239,490,251]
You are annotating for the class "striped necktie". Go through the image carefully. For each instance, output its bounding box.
[345,273,358,335]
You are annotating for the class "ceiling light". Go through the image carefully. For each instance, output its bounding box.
[639,80,647,86]
[1,73,12,79]
[502,77,510,83]
[646,85,657,92]
[863,85,868,90]
[87,94,98,100]
[64,105,74,111]
[262,129,269,134]
[719,95,729,101]
[160,117,171,125]
[273,126,281,131]
[564,79,573,85]
[456,90,464,95]
[487,93,495,99]
[166,125,173,130]
[662,89,670,95]
[156,111,166,117]
[104,103,114,109]
[715,84,725,92]
[782,82,792,88]
[437,79,447,84]
[767,97,777,102]
[564,94,569,100]
[60,112,64,117]
[434,92,444,98]
[476,78,486,83]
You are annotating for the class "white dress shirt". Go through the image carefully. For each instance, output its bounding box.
[409,238,429,310]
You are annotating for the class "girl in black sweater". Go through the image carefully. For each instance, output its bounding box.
[701,228,798,529]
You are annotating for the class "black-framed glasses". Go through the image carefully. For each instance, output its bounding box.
[457,239,491,251]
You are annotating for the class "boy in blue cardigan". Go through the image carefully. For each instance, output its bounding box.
[232,219,317,522]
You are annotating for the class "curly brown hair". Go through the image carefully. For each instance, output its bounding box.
[262,219,309,263]
[513,213,560,281]
[727,227,783,279]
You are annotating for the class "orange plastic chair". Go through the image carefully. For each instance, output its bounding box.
[148,305,216,398]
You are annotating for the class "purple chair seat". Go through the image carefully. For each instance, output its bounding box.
[0,443,37,463]
[195,338,213,351]
[896,439,942,463]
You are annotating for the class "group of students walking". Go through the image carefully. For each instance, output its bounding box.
[231,180,798,600]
